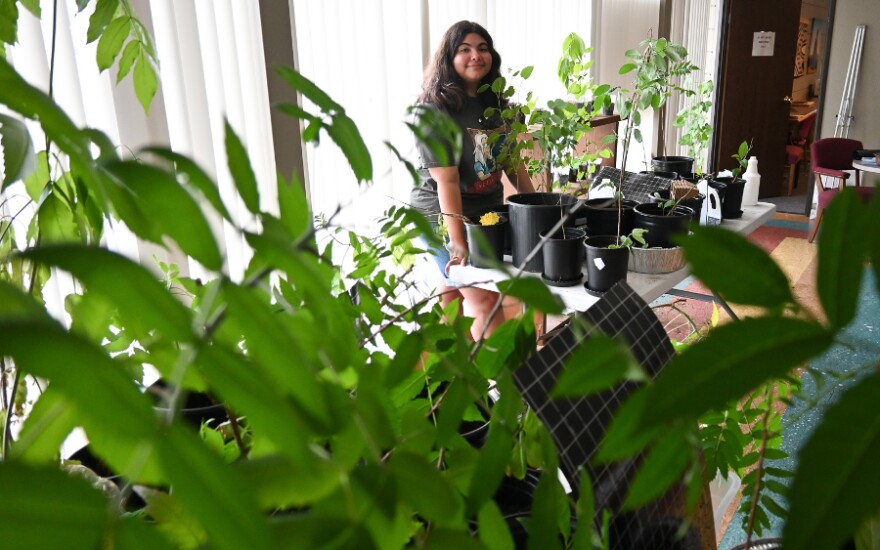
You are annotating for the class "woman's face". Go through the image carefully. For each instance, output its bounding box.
[452,32,492,94]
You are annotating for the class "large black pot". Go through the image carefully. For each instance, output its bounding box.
[656,188,705,224]
[633,203,694,248]
[710,176,746,219]
[508,193,579,273]
[582,198,637,238]
[651,156,694,176]
[584,235,629,295]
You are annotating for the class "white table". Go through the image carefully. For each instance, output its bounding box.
[853,159,880,175]
[448,202,777,313]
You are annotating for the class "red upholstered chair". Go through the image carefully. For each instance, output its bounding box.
[784,112,816,195]
[808,137,874,242]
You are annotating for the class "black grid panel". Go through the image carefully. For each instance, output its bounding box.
[591,166,674,205]
[514,281,698,549]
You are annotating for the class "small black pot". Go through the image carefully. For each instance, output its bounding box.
[710,176,746,219]
[540,227,586,286]
[651,156,694,176]
[465,216,508,268]
[508,193,579,273]
[582,198,637,238]
[584,236,629,295]
[657,188,705,224]
[633,203,695,248]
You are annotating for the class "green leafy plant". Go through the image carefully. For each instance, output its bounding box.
[730,139,753,179]
[525,32,612,192]
[594,36,699,244]
[608,227,648,250]
[2,10,880,550]
[674,79,714,175]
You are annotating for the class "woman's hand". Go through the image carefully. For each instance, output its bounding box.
[445,241,468,274]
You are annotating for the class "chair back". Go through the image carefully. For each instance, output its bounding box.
[793,112,816,145]
[811,137,863,171]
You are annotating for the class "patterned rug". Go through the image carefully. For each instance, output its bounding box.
[652,213,818,342]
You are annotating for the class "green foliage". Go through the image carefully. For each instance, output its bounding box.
[674,79,714,174]
[2,20,880,549]
[477,66,535,178]
[730,139,752,179]
[524,32,612,190]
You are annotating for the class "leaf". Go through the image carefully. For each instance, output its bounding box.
[390,452,463,525]
[276,66,342,113]
[550,334,644,398]
[466,421,515,516]
[619,63,637,74]
[816,188,868,329]
[155,424,274,550]
[0,0,19,44]
[133,51,159,114]
[12,388,78,464]
[681,226,794,309]
[224,120,261,214]
[116,39,140,83]
[0,321,156,440]
[521,65,534,79]
[21,245,194,342]
[325,112,372,182]
[782,375,880,550]
[23,150,49,200]
[96,16,131,71]
[277,171,312,238]
[37,192,80,243]
[87,0,119,44]
[601,318,831,458]
[0,113,35,188]
[236,454,342,511]
[623,427,692,510]
[0,463,109,549]
[570,467,595,550]
[477,501,514,550]
[104,160,223,271]
[142,146,233,222]
[496,277,565,314]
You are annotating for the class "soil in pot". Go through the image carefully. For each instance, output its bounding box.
[651,156,694,176]
[633,203,694,248]
[465,215,508,268]
[540,227,586,286]
[583,235,630,295]
[710,176,745,219]
[507,193,579,273]
[582,198,637,238]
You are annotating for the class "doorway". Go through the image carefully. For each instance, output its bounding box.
[712,0,833,216]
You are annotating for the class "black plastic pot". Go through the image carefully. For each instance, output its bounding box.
[582,198,637,238]
[633,203,694,248]
[584,236,629,295]
[710,176,746,219]
[507,193,579,273]
[657,188,705,224]
[651,156,694,175]
[540,227,585,286]
[465,215,508,268]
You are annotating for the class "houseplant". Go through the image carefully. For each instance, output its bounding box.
[711,139,752,219]
[2,9,880,550]
[674,79,715,179]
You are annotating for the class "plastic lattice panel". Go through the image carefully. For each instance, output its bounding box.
[514,281,699,549]
[591,166,675,205]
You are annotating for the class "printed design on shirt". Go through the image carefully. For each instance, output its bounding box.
[467,127,505,193]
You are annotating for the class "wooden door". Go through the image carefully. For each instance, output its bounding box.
[713,0,801,197]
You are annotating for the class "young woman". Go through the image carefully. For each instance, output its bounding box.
[410,21,535,340]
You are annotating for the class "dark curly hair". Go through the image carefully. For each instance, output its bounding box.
[417,21,506,113]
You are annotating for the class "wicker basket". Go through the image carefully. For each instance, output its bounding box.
[628,246,687,274]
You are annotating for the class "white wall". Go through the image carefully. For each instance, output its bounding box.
[819,0,879,185]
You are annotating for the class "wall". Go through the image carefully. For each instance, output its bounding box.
[818,0,880,185]
[792,0,830,102]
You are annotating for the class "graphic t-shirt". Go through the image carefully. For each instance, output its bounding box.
[409,97,506,223]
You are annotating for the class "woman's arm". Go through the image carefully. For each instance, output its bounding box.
[430,166,468,272]
[507,163,536,194]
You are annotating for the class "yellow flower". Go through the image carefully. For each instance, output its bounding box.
[479,212,501,226]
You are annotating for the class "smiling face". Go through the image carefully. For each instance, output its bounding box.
[452,33,492,96]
